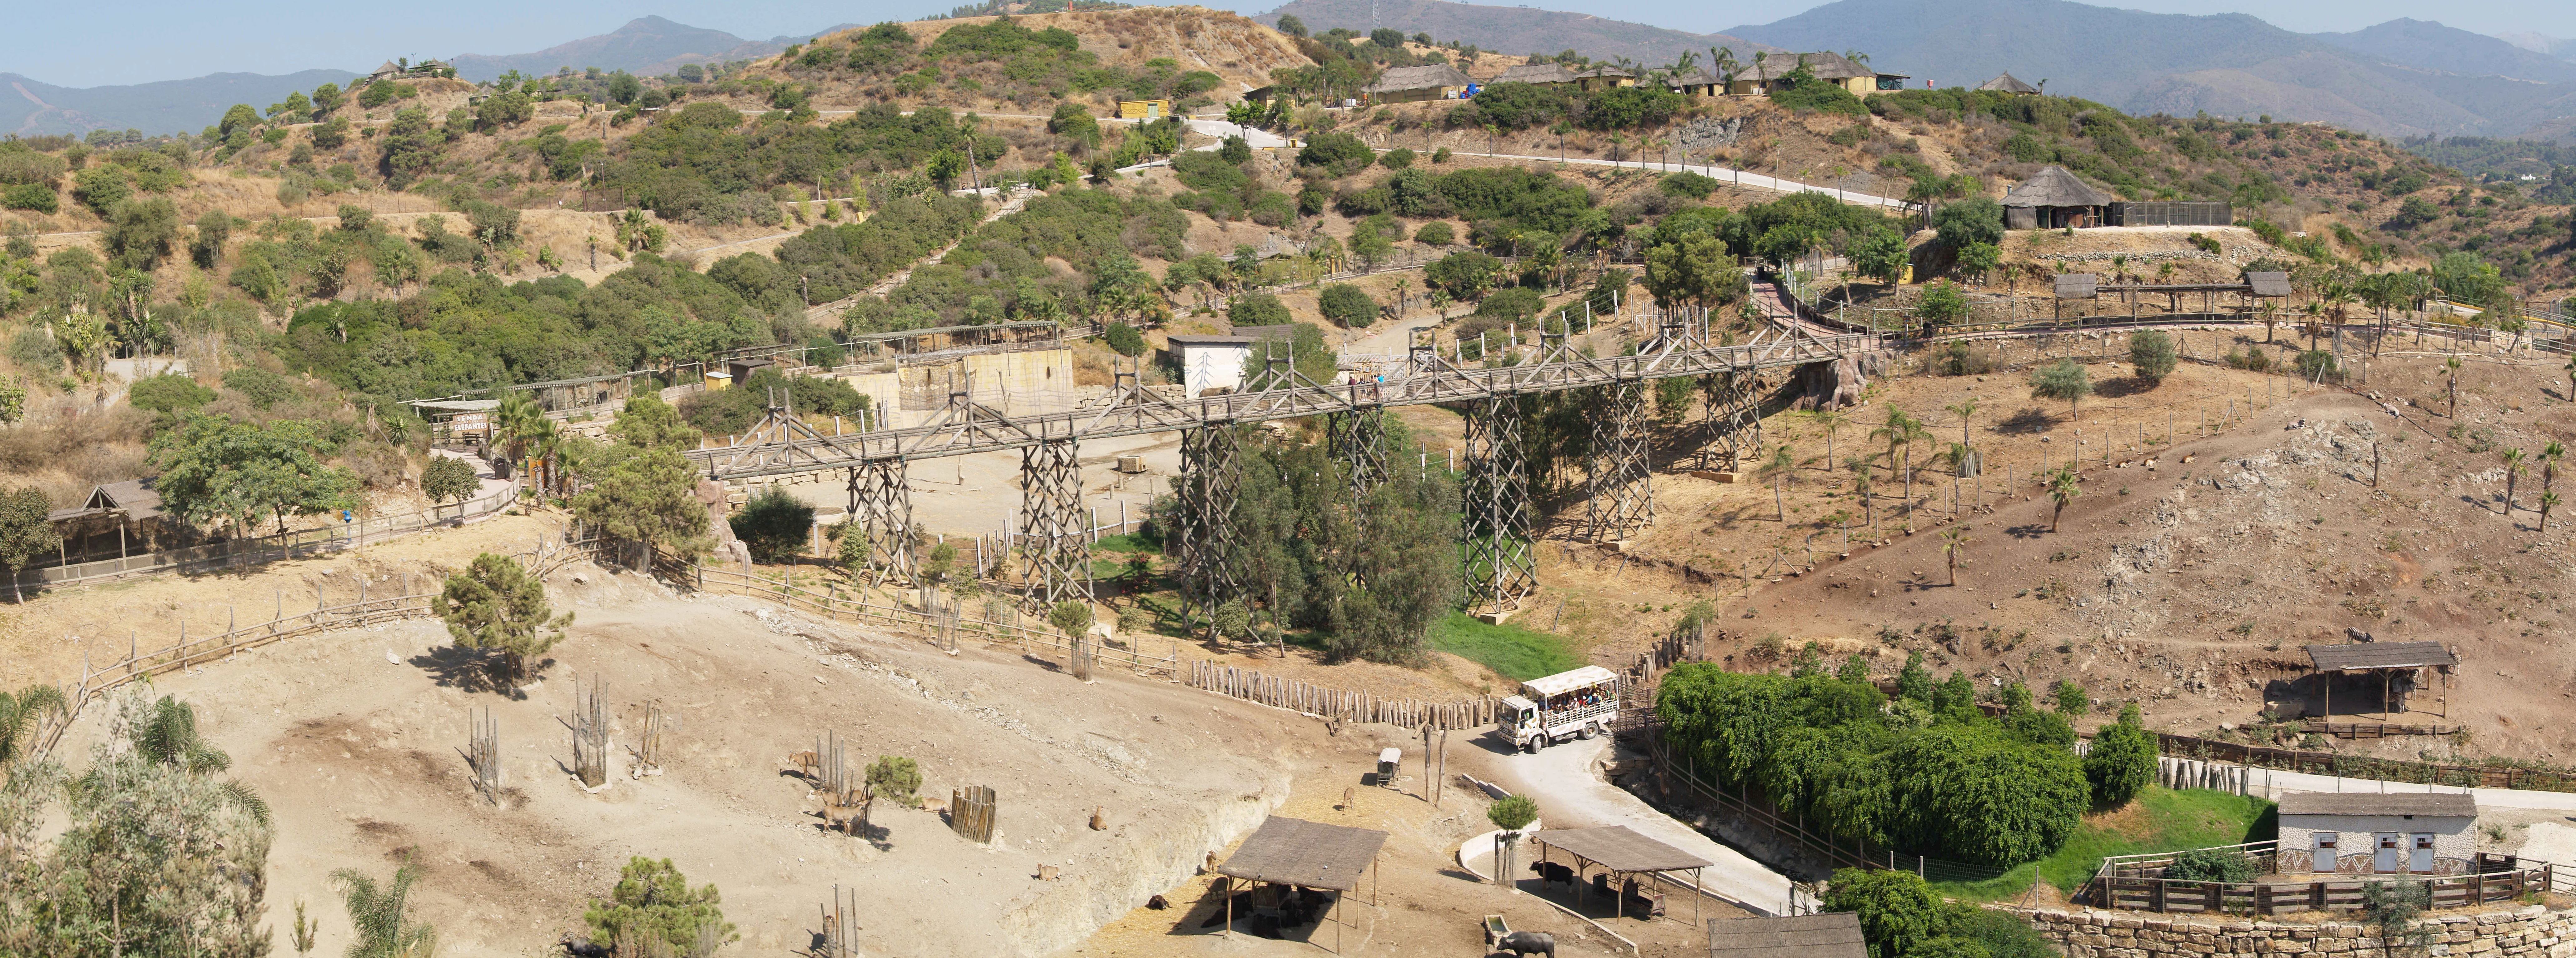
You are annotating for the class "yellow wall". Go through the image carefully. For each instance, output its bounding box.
[1117,100,1169,119]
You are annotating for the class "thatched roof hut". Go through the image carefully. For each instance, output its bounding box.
[1977,73,2041,95]
[1362,64,1472,102]
[2002,166,2116,229]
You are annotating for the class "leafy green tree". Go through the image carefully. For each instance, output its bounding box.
[358,79,400,109]
[310,82,344,114]
[1955,241,2002,283]
[2128,329,2178,385]
[1296,132,1375,178]
[420,456,481,516]
[218,103,262,141]
[72,165,132,216]
[1932,196,2004,250]
[1644,234,1744,308]
[730,487,816,563]
[1486,793,1538,830]
[334,854,435,958]
[2027,360,2092,421]
[0,485,61,605]
[1424,250,1502,299]
[571,436,710,568]
[475,90,533,130]
[1102,322,1147,357]
[146,415,360,537]
[378,107,441,190]
[102,196,181,269]
[2086,703,2157,806]
[189,209,233,268]
[1850,226,1908,286]
[1895,650,1933,705]
[865,755,921,803]
[1826,868,1947,958]
[1414,221,1454,246]
[435,552,572,683]
[585,858,737,956]
[1228,291,1292,327]
[2050,680,2088,715]
[1048,599,1095,637]
[1319,283,1377,328]
[1916,280,1968,333]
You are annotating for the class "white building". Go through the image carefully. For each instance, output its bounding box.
[2276,792,2477,876]
[1165,325,1298,398]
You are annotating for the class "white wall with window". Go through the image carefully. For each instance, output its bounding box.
[2275,792,2478,876]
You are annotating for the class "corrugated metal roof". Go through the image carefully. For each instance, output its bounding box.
[2278,792,2476,818]
[1213,816,1388,891]
[1709,913,1868,958]
[1535,826,1714,872]
[1523,665,1619,697]
[2306,642,2455,671]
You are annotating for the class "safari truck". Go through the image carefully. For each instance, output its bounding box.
[1498,665,1620,752]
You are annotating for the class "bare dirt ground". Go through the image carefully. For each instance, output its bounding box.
[49,569,1323,958]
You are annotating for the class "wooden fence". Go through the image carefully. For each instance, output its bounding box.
[2302,722,2462,740]
[22,531,591,766]
[951,785,997,843]
[688,564,1181,677]
[18,479,520,591]
[2156,732,2576,792]
[2088,851,2559,915]
[1183,660,1499,730]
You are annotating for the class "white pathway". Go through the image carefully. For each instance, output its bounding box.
[1485,736,1799,917]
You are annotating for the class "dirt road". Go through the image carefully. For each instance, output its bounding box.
[1486,735,1798,916]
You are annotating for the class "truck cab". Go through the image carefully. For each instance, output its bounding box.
[1497,665,1621,752]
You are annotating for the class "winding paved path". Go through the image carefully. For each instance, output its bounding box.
[1486,735,1800,917]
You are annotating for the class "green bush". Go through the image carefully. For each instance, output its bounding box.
[2085,705,2157,806]
[1318,283,1376,328]
[1229,292,1291,327]
[127,373,214,413]
[1,182,57,213]
[2294,349,2338,380]
[1487,794,1538,831]
[1102,322,1147,356]
[1934,196,2005,249]
[2128,329,2178,384]
[1826,868,1948,957]
[1296,132,1375,178]
[1378,147,1415,169]
[1414,221,1454,246]
[2165,847,2257,883]
[1048,599,1094,637]
[1473,286,1544,324]
[866,755,921,803]
[1770,72,1868,117]
[729,486,816,563]
[1661,171,1721,199]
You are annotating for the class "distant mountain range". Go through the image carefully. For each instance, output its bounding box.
[1259,0,1780,69]
[1716,0,2576,141]
[446,16,863,83]
[1,15,856,137]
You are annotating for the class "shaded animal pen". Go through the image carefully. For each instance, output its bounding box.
[2087,845,2564,915]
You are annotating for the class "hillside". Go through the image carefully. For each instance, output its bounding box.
[2,69,360,138]
[2309,18,2576,85]
[1725,0,2576,141]
[1258,0,1778,66]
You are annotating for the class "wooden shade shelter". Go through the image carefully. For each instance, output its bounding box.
[1211,816,1387,952]
[2051,271,2291,321]
[2003,166,2116,229]
[1708,912,1868,958]
[2304,642,2456,720]
[1532,825,1716,926]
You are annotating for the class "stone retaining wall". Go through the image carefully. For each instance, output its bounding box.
[2013,905,2576,958]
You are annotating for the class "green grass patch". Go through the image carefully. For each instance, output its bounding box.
[1427,612,1580,682]
[1092,533,1160,554]
[1931,786,2277,901]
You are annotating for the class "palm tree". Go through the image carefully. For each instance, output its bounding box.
[2504,448,2527,514]
[1805,407,1850,471]
[335,854,438,958]
[2544,441,2564,495]
[494,392,546,484]
[1758,444,1796,522]
[1843,49,1871,66]
[1847,454,1877,529]
[1943,398,1979,457]
[2446,355,2464,417]
[0,684,67,770]
[2048,464,2081,532]
[1709,47,1742,91]
[1940,526,1970,585]
[2543,491,2562,532]
[1873,408,1932,516]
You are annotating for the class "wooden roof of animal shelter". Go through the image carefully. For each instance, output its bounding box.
[2002,166,2117,209]
[1213,817,1387,891]
[2305,642,2456,672]
[1534,826,1714,873]
[2055,274,2099,299]
[2276,792,2476,818]
[2247,272,2294,297]
[1708,912,1868,958]
[1977,73,2041,94]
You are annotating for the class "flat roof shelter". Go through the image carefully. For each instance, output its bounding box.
[1211,816,1387,952]
[2305,642,2457,720]
[2049,271,2292,321]
[405,398,501,447]
[1532,825,1717,925]
[1708,912,1868,958]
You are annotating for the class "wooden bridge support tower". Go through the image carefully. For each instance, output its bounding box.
[1175,424,1243,636]
[1586,378,1654,542]
[1016,438,1089,610]
[845,459,917,586]
[1464,396,1537,616]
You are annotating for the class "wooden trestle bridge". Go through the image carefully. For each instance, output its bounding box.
[683,310,1877,621]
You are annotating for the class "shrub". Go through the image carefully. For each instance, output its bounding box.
[866,755,922,803]
[2166,847,2257,883]
[2085,704,2157,806]
[1378,147,1415,169]
[1770,73,1868,117]
[1473,286,1544,324]
[127,373,214,413]
[1296,132,1374,178]
[1424,250,1502,298]
[0,182,56,213]
[1933,196,2004,249]
[1229,292,1291,327]
[1825,868,1948,958]
[585,857,738,957]
[2224,348,2272,372]
[1318,283,1377,328]
[1414,221,1454,246]
[420,455,480,507]
[1102,321,1147,357]
[1048,599,1094,637]
[1661,171,1720,199]
[730,486,816,563]
[2294,349,2338,380]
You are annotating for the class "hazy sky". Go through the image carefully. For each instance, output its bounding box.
[7,0,2571,88]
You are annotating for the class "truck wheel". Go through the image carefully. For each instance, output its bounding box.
[1520,736,1538,754]
[1579,723,1598,740]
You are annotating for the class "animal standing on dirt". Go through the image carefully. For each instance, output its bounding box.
[786,750,821,779]
[1528,860,1576,890]
[557,933,612,958]
[1494,930,1557,957]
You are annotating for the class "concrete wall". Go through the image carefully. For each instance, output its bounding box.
[2279,813,2477,875]
[2017,905,2576,958]
[1178,343,1251,398]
